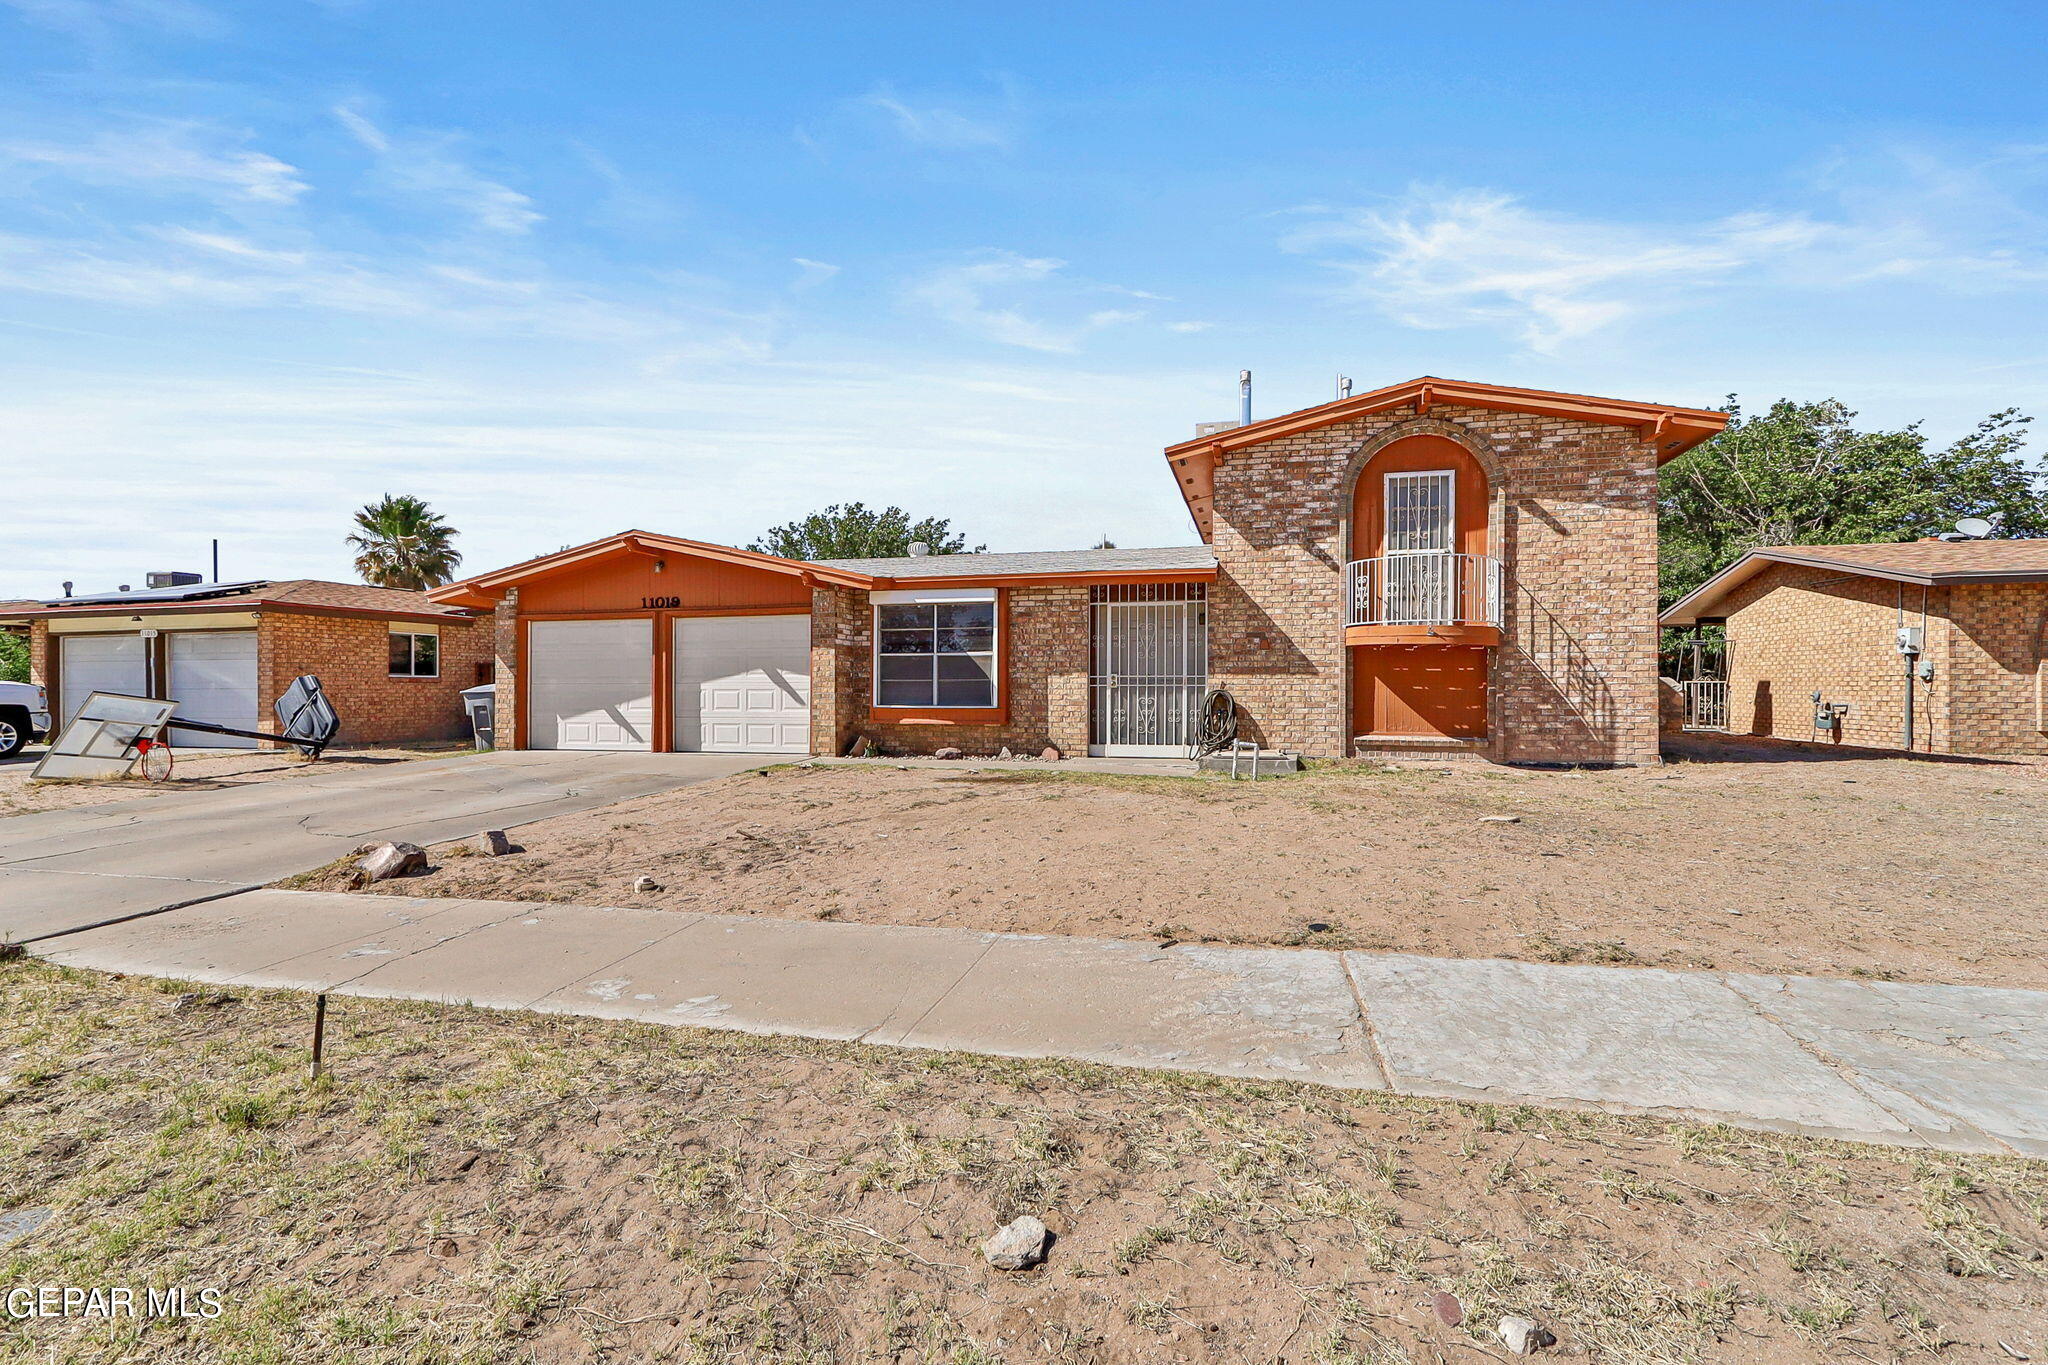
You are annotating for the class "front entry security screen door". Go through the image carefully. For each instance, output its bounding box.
[1089,584,1207,757]
[1382,469,1456,624]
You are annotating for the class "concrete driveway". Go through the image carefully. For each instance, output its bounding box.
[0,749,764,942]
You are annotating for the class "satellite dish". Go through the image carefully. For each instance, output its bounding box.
[1955,517,1995,539]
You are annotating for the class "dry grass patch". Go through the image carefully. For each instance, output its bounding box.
[3,962,2044,1363]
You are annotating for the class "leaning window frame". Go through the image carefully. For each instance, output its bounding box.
[869,589,999,711]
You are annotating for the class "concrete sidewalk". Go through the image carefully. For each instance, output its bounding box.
[0,750,762,942]
[32,888,2048,1157]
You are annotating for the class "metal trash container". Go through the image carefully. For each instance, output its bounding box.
[460,683,496,750]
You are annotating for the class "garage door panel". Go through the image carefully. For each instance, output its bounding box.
[528,619,654,751]
[168,632,259,748]
[60,634,149,728]
[675,614,810,754]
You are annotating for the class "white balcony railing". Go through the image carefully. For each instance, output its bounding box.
[1345,553,1503,630]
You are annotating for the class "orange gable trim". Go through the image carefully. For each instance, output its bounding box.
[428,531,875,608]
[1162,376,1730,537]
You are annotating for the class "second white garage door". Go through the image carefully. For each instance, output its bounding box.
[59,633,147,727]
[167,632,260,748]
[674,614,811,753]
[527,618,655,750]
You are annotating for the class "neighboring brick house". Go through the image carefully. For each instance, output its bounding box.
[430,376,1726,764]
[1661,541,2048,756]
[0,579,491,748]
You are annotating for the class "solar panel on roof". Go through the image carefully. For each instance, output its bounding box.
[43,580,267,607]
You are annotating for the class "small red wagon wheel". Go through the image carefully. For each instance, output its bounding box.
[137,735,175,784]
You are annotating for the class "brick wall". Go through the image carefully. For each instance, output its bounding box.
[1936,584,2048,755]
[1207,406,1662,764]
[810,585,1092,757]
[259,610,492,746]
[1719,563,1942,751]
[26,620,49,694]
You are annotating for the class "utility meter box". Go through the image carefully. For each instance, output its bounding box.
[1896,626,1924,655]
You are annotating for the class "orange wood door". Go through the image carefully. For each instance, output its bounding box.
[1352,645,1488,738]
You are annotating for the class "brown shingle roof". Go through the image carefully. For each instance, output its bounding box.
[1662,539,2048,625]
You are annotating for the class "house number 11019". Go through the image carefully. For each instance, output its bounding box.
[641,595,682,609]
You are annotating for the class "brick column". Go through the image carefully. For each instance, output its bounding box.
[492,588,519,750]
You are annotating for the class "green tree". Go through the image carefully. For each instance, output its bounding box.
[347,494,463,591]
[1659,398,2045,609]
[749,503,984,560]
[0,632,27,684]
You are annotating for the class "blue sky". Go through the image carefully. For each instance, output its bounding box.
[4,0,2047,595]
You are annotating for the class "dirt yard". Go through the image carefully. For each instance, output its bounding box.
[0,742,475,818]
[299,739,2048,990]
[3,962,2042,1364]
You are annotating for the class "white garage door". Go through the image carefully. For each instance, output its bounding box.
[60,633,148,727]
[527,618,654,751]
[168,632,259,748]
[675,614,811,754]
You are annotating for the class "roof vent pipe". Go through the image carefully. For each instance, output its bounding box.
[1239,369,1252,426]
[61,581,73,598]
[907,541,930,557]
[1336,374,1353,399]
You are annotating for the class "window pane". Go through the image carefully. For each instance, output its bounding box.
[413,633,438,677]
[877,678,931,706]
[935,654,994,706]
[878,655,930,683]
[388,633,412,676]
[934,626,993,653]
[935,602,994,631]
[877,604,934,632]
[936,653,993,682]
[936,678,994,706]
[878,629,934,655]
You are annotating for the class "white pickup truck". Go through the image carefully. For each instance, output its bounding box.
[0,680,53,758]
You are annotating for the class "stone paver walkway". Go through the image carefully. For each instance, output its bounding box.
[31,888,2048,1157]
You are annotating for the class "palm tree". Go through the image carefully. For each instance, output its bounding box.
[347,495,462,590]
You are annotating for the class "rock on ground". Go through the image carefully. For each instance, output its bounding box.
[1497,1316,1555,1354]
[980,1215,1049,1270]
[934,747,965,760]
[632,875,662,893]
[356,842,426,883]
[473,830,512,856]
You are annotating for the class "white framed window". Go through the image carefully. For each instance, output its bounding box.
[872,589,996,708]
[389,630,440,678]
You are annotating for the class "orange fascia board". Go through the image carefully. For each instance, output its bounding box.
[429,530,875,607]
[1162,376,1729,464]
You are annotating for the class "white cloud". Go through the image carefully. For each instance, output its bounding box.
[2,0,221,41]
[5,123,307,204]
[334,101,541,235]
[1166,320,1214,333]
[790,257,839,291]
[1284,188,1835,352]
[906,252,1157,353]
[862,84,1013,150]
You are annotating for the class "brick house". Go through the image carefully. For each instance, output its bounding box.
[429,376,1726,764]
[1660,540,2048,755]
[1,579,491,747]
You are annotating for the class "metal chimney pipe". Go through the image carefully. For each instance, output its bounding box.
[1239,369,1252,426]
[1337,374,1353,399]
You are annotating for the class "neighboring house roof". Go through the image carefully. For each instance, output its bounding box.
[1661,540,2048,626]
[810,546,1217,579]
[0,579,477,625]
[430,531,1218,608]
[1161,375,1731,538]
